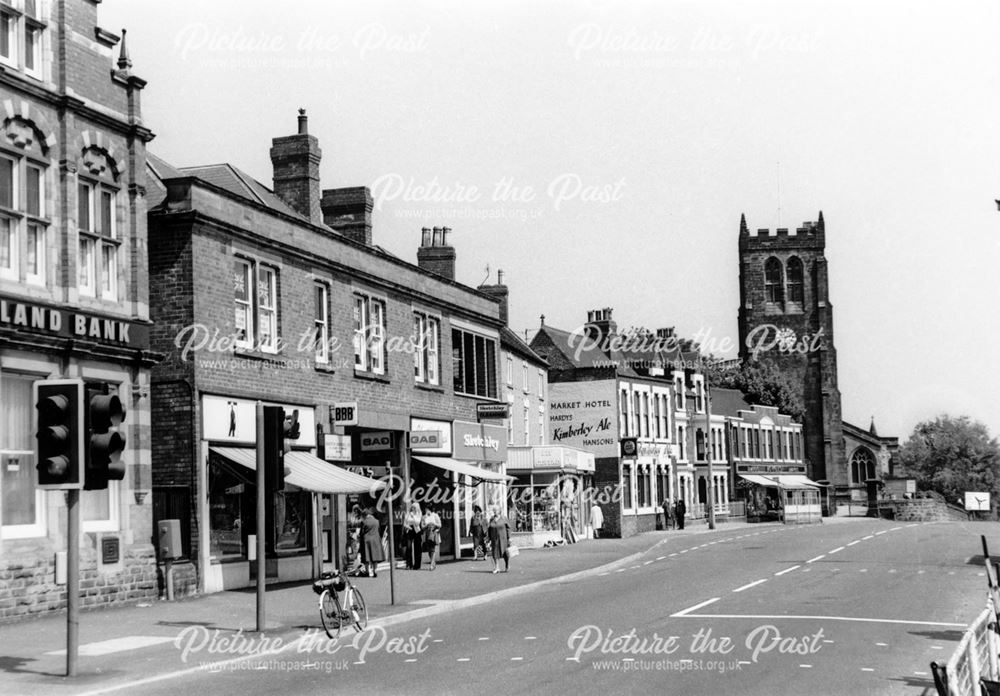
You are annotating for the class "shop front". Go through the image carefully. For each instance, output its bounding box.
[507,445,596,547]
[408,418,509,560]
[737,473,822,524]
[198,395,384,592]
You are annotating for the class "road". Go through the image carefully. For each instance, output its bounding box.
[95,519,991,696]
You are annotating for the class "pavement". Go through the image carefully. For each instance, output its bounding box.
[0,518,789,696]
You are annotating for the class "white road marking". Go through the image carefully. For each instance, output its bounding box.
[907,524,918,527]
[671,597,721,617]
[859,569,868,573]
[828,547,844,554]
[405,659,418,663]
[671,612,966,628]
[823,640,834,644]
[738,661,751,665]
[876,642,888,647]
[478,637,490,641]
[875,531,887,536]
[888,569,897,574]
[932,646,943,650]
[918,570,925,574]
[45,635,175,656]
[644,560,654,566]
[806,554,826,563]
[524,636,537,640]
[891,527,902,531]
[598,572,609,576]
[657,556,666,561]
[680,549,688,553]
[511,657,523,661]
[457,658,471,662]
[802,568,811,573]
[914,671,928,676]
[615,568,626,573]
[861,668,874,672]
[800,664,812,668]
[863,535,874,540]
[847,540,860,546]
[433,639,444,643]
[775,565,801,576]
[733,579,767,593]
[669,553,678,557]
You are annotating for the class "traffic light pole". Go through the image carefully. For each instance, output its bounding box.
[705,377,716,531]
[66,489,80,676]
[256,402,266,633]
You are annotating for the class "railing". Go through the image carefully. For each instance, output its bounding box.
[686,502,733,519]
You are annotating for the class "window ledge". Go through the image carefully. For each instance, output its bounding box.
[415,382,444,394]
[354,369,390,384]
[233,348,282,362]
[314,361,336,375]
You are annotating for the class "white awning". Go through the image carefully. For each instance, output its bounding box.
[210,447,385,494]
[739,473,822,490]
[411,455,513,482]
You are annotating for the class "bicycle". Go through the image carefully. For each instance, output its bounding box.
[312,568,368,640]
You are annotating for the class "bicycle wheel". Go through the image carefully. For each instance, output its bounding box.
[348,587,368,632]
[320,590,343,640]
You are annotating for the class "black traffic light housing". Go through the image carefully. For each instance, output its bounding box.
[263,407,300,493]
[84,383,127,491]
[34,379,84,489]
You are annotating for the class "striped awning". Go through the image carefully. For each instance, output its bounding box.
[411,455,513,482]
[210,447,385,494]
[738,473,822,490]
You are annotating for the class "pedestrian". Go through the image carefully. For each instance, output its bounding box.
[661,498,673,530]
[674,498,686,530]
[566,503,578,544]
[590,502,604,539]
[361,507,384,578]
[487,505,511,574]
[402,502,423,570]
[470,505,487,560]
[421,506,441,570]
[345,504,364,575]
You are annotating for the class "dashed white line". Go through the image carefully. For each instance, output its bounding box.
[863,535,874,540]
[405,659,418,663]
[907,523,918,528]
[823,640,834,644]
[931,646,943,650]
[888,569,897,574]
[524,637,537,640]
[643,560,654,566]
[806,554,826,563]
[615,568,626,573]
[861,668,874,672]
[478,637,490,641]
[876,642,888,647]
[847,540,860,546]
[671,597,721,617]
[828,547,844,554]
[511,657,523,661]
[875,531,887,536]
[457,658,471,662]
[733,579,768,593]
[890,526,902,531]
[800,664,812,668]
[433,639,444,643]
[914,671,928,676]
[775,565,801,576]
[598,572,609,576]
[656,556,666,561]
[859,569,868,573]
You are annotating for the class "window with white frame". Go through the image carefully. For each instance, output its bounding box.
[619,388,629,436]
[523,402,530,446]
[522,362,528,392]
[674,375,685,410]
[0,132,48,285]
[537,407,544,445]
[641,392,650,438]
[314,282,329,364]
[413,311,440,385]
[0,1,45,78]
[506,355,513,386]
[1,371,45,537]
[537,369,543,399]
[354,294,386,375]
[676,424,686,460]
[622,460,634,511]
[232,258,279,353]
[78,177,119,300]
[633,391,640,437]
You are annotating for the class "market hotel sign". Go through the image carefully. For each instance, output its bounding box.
[0,295,150,348]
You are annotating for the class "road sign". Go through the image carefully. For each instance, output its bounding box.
[965,491,991,511]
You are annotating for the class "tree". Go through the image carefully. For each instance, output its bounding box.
[704,358,804,421]
[898,415,1000,507]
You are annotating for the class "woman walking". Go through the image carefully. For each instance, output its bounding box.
[470,505,487,560]
[422,506,442,570]
[361,507,384,578]
[487,506,511,574]
[402,502,423,570]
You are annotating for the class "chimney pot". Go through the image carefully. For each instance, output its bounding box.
[497,269,505,285]
[421,227,431,246]
[297,108,308,134]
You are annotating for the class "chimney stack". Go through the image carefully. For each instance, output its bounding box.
[417,226,456,281]
[477,268,509,325]
[270,109,323,224]
[321,186,373,245]
[584,307,617,343]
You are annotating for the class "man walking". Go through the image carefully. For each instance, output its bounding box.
[674,498,686,530]
[661,498,673,530]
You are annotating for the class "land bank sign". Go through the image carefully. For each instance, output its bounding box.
[548,380,618,458]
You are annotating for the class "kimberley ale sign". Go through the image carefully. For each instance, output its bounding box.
[0,295,150,348]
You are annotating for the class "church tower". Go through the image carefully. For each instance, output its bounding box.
[737,212,847,486]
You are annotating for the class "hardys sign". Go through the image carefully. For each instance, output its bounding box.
[0,295,150,348]
[548,379,618,458]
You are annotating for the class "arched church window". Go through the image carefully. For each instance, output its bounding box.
[764,257,784,303]
[850,447,876,484]
[787,256,804,303]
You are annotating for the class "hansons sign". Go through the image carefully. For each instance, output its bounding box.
[548,380,618,458]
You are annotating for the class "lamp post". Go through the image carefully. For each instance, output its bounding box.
[704,372,716,531]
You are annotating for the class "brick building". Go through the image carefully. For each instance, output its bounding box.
[0,0,157,621]
[530,309,697,537]
[146,112,509,594]
[737,213,847,491]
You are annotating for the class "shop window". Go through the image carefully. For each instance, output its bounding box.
[508,476,531,532]
[413,311,439,385]
[1,371,45,537]
[451,328,497,398]
[532,481,559,531]
[354,293,386,374]
[314,282,330,364]
[208,459,250,560]
[274,489,309,554]
[153,486,192,560]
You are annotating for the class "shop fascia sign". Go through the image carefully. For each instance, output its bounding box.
[636,442,670,459]
[453,420,507,463]
[360,431,394,452]
[409,418,452,455]
[738,464,806,474]
[0,294,150,348]
[476,402,510,420]
[202,394,317,447]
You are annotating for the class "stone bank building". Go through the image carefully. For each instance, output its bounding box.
[0,0,157,620]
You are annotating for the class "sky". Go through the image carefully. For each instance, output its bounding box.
[101,0,1000,442]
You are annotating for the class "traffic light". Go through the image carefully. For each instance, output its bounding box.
[84,383,127,491]
[34,379,84,489]
[263,406,285,492]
